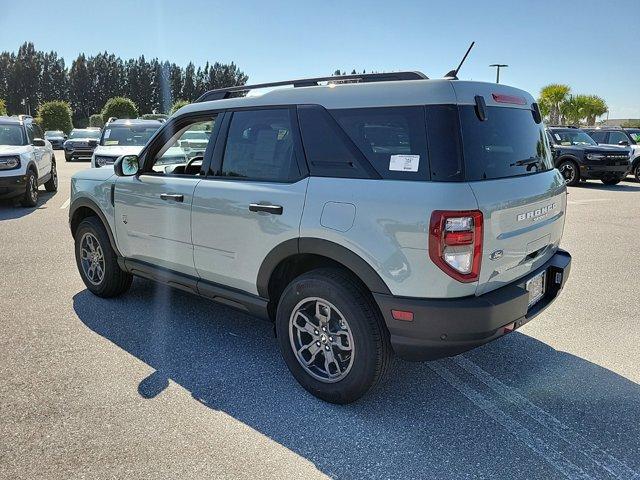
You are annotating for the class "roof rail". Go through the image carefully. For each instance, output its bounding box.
[195,71,428,103]
[549,125,579,129]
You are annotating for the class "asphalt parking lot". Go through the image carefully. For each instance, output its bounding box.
[1,151,639,480]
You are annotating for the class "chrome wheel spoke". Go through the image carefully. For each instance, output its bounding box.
[293,312,318,335]
[315,300,331,324]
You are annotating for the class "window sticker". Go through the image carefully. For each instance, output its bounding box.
[554,133,561,141]
[104,129,111,139]
[389,154,420,172]
[104,140,119,146]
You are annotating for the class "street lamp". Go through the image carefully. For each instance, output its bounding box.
[489,64,508,84]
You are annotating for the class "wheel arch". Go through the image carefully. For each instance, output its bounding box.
[257,238,392,308]
[69,197,122,257]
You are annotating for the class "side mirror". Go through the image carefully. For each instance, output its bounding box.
[114,155,140,176]
[64,135,68,140]
[618,140,629,146]
[33,138,46,147]
[88,139,98,147]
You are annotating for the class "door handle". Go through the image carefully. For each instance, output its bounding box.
[160,193,184,202]
[249,203,283,215]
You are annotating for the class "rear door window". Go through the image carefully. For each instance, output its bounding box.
[220,109,300,182]
[608,131,630,145]
[459,106,553,181]
[330,107,429,180]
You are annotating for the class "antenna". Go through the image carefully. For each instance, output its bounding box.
[444,41,475,79]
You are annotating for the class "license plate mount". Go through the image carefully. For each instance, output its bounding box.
[526,271,546,308]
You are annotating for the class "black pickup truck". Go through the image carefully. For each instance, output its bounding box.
[546,126,630,186]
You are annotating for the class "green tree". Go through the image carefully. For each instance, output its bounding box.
[170,99,190,115]
[89,113,104,128]
[581,95,608,125]
[182,62,197,101]
[7,42,42,115]
[102,96,139,120]
[37,100,73,133]
[0,98,6,116]
[69,54,93,120]
[538,84,570,124]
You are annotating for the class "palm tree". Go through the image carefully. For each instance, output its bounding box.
[582,95,608,125]
[538,84,570,124]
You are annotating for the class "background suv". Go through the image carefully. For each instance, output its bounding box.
[91,118,186,168]
[64,128,101,161]
[0,116,58,206]
[583,126,640,181]
[69,73,571,403]
[546,126,630,186]
[44,130,66,149]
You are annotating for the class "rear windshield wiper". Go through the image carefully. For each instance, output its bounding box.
[511,157,542,167]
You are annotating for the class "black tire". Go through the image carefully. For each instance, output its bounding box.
[44,160,58,192]
[557,159,580,186]
[74,216,132,298]
[65,154,72,162]
[634,163,640,183]
[275,268,393,404]
[20,169,39,207]
[601,176,621,185]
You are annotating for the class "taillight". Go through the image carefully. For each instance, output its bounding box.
[429,210,483,283]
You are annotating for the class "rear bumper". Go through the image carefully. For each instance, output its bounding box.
[0,174,27,198]
[373,249,571,361]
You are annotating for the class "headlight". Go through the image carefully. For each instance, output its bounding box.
[94,156,115,167]
[0,156,20,170]
[586,153,605,160]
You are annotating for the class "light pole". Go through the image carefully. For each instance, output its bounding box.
[489,64,508,84]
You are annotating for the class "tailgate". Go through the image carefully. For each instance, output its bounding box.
[470,170,567,295]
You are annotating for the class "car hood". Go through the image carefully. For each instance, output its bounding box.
[93,145,144,157]
[71,165,115,182]
[558,144,630,153]
[0,145,32,155]
[46,136,65,141]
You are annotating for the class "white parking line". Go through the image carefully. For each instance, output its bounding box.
[453,356,639,480]
[60,198,70,209]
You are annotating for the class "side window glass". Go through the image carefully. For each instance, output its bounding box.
[297,105,370,178]
[151,118,216,175]
[588,131,606,143]
[608,131,628,144]
[330,106,429,180]
[25,126,34,144]
[220,109,299,181]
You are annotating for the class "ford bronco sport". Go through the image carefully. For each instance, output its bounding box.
[547,126,631,186]
[69,72,572,404]
[0,116,58,207]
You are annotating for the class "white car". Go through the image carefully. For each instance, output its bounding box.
[0,116,57,207]
[92,118,188,169]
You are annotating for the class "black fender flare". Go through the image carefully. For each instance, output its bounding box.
[555,155,581,168]
[69,197,122,257]
[256,237,392,298]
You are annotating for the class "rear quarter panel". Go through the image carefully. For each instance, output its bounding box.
[301,177,480,298]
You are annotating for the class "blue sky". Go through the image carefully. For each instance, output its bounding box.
[1,0,638,118]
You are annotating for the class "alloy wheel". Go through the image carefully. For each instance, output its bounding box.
[559,162,576,184]
[289,297,355,383]
[79,232,105,286]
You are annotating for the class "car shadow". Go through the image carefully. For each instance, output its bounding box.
[73,281,640,479]
[0,190,57,221]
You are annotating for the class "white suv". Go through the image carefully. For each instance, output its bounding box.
[0,116,57,207]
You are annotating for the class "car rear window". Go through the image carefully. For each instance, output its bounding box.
[330,107,429,180]
[459,106,553,181]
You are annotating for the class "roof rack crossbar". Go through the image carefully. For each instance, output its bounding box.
[195,71,428,103]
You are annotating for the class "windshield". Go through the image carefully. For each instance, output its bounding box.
[69,129,101,140]
[45,130,63,136]
[101,125,159,146]
[625,129,640,142]
[550,129,597,146]
[0,124,25,146]
[459,106,553,181]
